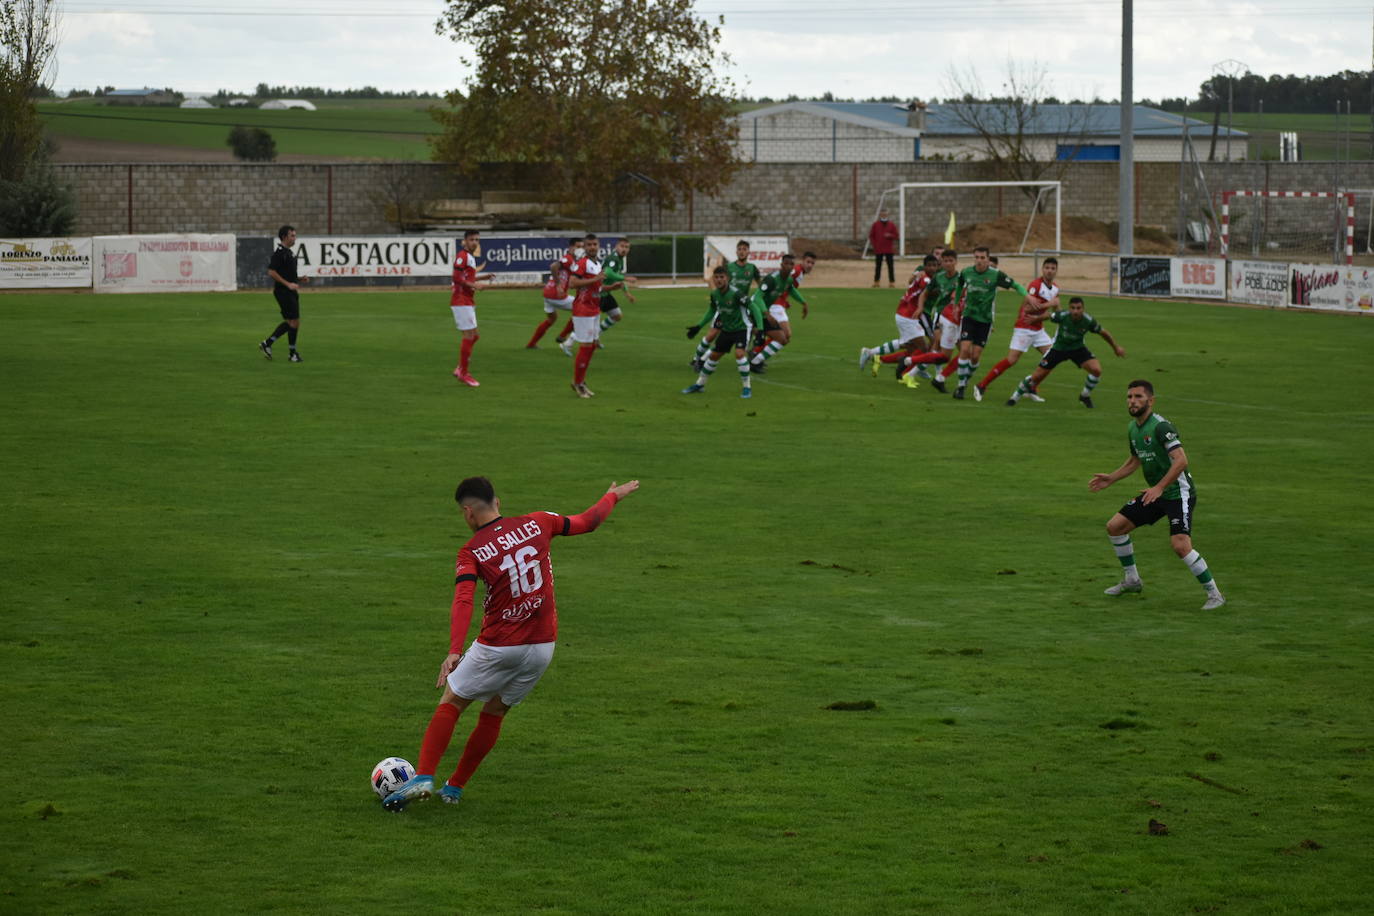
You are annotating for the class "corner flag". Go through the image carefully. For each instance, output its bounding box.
[944,212,956,246]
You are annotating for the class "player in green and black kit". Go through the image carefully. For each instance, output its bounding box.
[1007,297,1125,407]
[691,240,761,368]
[898,249,963,384]
[682,266,765,399]
[748,253,807,374]
[597,237,638,341]
[1089,379,1226,610]
[944,245,1027,401]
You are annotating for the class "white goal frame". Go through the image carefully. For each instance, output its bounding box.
[1220,189,1354,265]
[897,181,1062,257]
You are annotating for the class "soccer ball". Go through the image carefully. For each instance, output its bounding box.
[371,756,416,798]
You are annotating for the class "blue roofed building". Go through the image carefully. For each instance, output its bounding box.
[732,101,1247,164]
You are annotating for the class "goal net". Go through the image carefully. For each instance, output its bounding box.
[889,181,1062,258]
[1220,190,1353,265]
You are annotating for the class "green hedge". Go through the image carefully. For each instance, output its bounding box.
[626,235,703,276]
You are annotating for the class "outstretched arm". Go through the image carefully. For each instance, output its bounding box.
[1089,455,1141,492]
[563,480,640,536]
[1097,327,1126,357]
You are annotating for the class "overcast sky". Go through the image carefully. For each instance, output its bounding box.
[50,0,1374,107]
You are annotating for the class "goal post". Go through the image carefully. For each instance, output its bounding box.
[896,180,1062,258]
[1219,190,1354,265]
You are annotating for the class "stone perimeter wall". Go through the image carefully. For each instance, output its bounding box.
[53,160,1374,245]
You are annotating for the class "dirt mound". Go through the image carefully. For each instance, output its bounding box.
[912,214,1174,256]
[793,237,863,260]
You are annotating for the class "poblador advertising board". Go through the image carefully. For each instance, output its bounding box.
[92,235,236,293]
[1117,257,1171,296]
[0,238,93,288]
[1170,257,1226,300]
[703,236,790,280]
[1228,259,1289,307]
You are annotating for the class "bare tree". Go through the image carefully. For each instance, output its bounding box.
[940,62,1098,202]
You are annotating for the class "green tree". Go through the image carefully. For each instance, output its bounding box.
[0,142,75,235]
[1,0,58,182]
[429,0,740,215]
[227,125,277,162]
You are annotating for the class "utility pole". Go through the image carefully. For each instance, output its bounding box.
[1119,0,1134,256]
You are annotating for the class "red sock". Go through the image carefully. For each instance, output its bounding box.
[449,712,504,788]
[910,350,948,364]
[938,353,959,378]
[879,352,907,364]
[979,358,1012,388]
[574,344,596,384]
[558,319,574,340]
[527,316,555,347]
[459,337,476,374]
[418,703,460,776]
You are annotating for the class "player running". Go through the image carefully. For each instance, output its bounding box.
[901,248,965,387]
[859,253,938,374]
[526,238,581,349]
[691,240,761,368]
[682,266,765,399]
[1089,380,1225,610]
[382,476,641,812]
[934,246,1027,401]
[1006,296,1125,407]
[750,251,815,372]
[974,256,1061,402]
[566,235,605,397]
[596,237,638,343]
[450,229,495,388]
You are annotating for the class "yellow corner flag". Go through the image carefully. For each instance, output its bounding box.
[944,211,956,246]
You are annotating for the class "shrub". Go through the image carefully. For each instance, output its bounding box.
[227,125,277,161]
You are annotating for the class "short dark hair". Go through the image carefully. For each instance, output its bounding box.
[973,245,990,255]
[737,240,751,248]
[780,252,794,261]
[277,225,295,240]
[584,233,598,241]
[463,229,480,240]
[568,238,582,247]
[455,476,496,506]
[712,265,728,276]
[923,254,939,266]
[1069,296,1085,305]
[989,255,999,265]
[1127,379,1154,395]
[802,251,817,259]
[942,249,957,259]
[1043,256,1058,266]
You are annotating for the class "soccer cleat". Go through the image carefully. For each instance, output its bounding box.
[681,383,705,394]
[902,373,920,390]
[439,784,464,804]
[456,372,480,387]
[289,351,302,363]
[1005,398,1017,407]
[1079,394,1095,409]
[258,340,273,360]
[973,384,985,402]
[382,775,434,812]
[952,387,965,400]
[869,356,880,378]
[858,347,873,371]
[930,377,947,394]
[1201,592,1227,610]
[559,338,574,357]
[571,382,594,398]
[750,362,767,374]
[915,366,932,380]
[1103,580,1144,596]
[1025,392,1047,403]
[740,388,752,399]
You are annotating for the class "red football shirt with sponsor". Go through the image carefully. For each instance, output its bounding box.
[941,289,965,325]
[896,272,933,318]
[450,248,478,306]
[571,256,603,316]
[1015,277,1060,330]
[454,512,565,647]
[542,252,576,299]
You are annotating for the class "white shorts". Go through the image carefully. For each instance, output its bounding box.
[1009,327,1053,352]
[451,305,477,331]
[447,640,555,706]
[571,314,601,344]
[894,315,925,343]
[543,296,574,313]
[768,304,790,325]
[937,315,960,351]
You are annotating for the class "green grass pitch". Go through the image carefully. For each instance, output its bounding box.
[1,285,1372,913]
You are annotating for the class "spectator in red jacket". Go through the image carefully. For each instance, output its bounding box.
[869,209,900,287]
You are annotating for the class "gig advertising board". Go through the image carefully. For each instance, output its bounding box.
[1170,256,1226,300]
[0,238,93,288]
[703,236,790,280]
[1117,257,1171,296]
[1228,259,1289,307]
[1288,263,1345,311]
[93,235,235,293]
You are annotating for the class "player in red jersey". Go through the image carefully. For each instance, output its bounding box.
[566,234,605,398]
[974,257,1060,402]
[859,253,939,373]
[450,229,494,387]
[526,238,582,349]
[383,475,641,812]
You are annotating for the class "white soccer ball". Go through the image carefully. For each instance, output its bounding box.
[371,756,416,798]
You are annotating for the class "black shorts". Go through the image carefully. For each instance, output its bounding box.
[959,318,992,347]
[710,329,749,353]
[274,288,300,320]
[599,292,620,314]
[1039,347,1094,370]
[1118,492,1196,536]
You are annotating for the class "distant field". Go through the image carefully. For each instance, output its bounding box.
[1163,110,1372,162]
[38,101,438,160]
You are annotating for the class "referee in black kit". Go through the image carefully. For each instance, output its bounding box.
[259,225,310,362]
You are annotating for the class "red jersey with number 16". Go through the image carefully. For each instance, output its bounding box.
[449,491,623,650]
[451,248,478,306]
